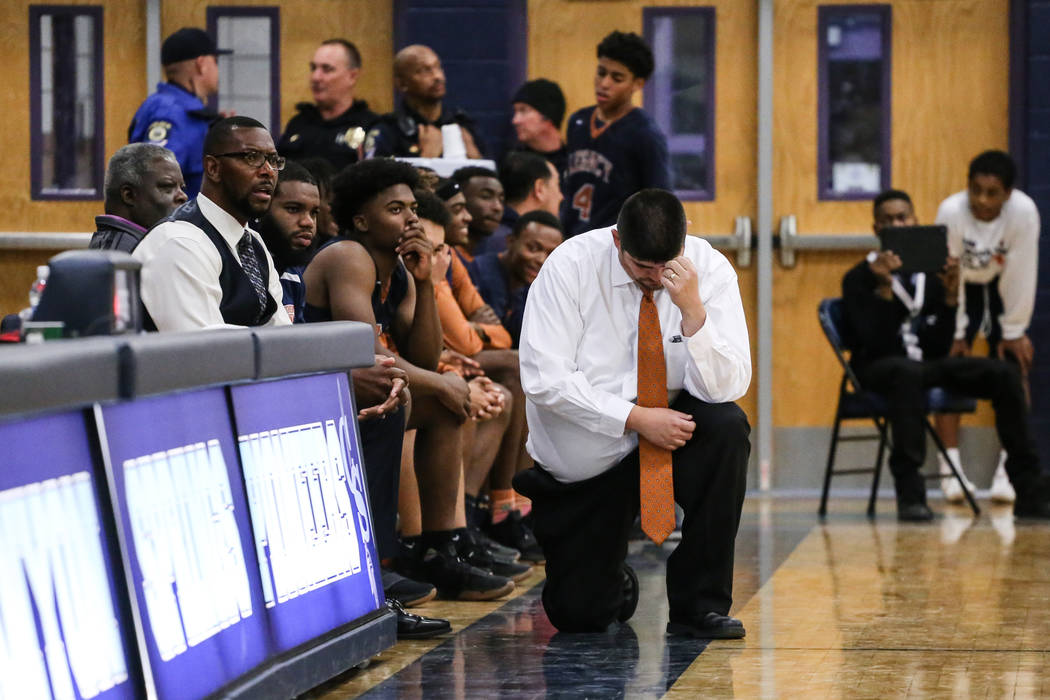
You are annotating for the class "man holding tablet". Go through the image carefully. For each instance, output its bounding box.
[841,189,1050,521]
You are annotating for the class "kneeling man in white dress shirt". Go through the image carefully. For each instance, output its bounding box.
[515,188,751,637]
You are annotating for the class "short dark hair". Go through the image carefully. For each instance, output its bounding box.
[274,160,317,198]
[330,159,421,231]
[321,38,361,69]
[616,189,686,262]
[451,165,499,187]
[500,152,553,204]
[298,157,335,198]
[597,31,654,80]
[203,116,268,156]
[968,150,1016,190]
[872,189,912,218]
[414,188,450,227]
[512,210,563,238]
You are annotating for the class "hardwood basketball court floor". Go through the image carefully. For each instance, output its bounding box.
[304,497,1050,699]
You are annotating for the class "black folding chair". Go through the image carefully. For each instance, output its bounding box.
[817,298,980,517]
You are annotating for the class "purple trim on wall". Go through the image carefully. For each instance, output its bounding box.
[29,5,105,201]
[1008,0,1027,189]
[817,4,892,201]
[206,6,282,134]
[643,6,716,202]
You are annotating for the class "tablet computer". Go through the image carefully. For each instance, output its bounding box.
[877,225,948,274]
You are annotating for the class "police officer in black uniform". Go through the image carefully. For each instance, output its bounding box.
[277,39,377,171]
[365,44,485,159]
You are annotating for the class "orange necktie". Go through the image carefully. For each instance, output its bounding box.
[637,289,675,545]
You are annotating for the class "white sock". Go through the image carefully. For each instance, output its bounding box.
[941,447,961,474]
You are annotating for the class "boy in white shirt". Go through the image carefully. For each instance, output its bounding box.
[935,150,1041,503]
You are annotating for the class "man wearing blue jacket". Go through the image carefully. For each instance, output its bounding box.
[129,28,229,198]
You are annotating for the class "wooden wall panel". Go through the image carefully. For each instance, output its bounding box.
[0,0,146,235]
[0,0,146,317]
[162,0,395,131]
[772,0,1008,427]
[773,0,1009,234]
[527,0,757,237]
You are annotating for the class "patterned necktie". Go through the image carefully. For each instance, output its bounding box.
[237,230,269,323]
[637,289,675,545]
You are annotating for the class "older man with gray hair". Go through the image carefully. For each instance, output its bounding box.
[90,143,188,253]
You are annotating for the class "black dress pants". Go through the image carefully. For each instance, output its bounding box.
[859,356,1038,503]
[515,395,750,633]
[358,405,406,562]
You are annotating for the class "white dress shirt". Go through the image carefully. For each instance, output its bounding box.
[133,193,291,331]
[519,226,752,483]
[936,189,1039,340]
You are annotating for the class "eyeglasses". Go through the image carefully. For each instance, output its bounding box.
[213,151,286,171]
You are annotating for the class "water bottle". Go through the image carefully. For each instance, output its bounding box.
[28,265,49,309]
[19,265,49,321]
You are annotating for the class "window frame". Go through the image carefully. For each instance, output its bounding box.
[642,6,717,202]
[29,4,105,201]
[206,6,281,133]
[817,4,893,201]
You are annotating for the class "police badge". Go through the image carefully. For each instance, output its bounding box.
[147,121,172,145]
[344,126,365,150]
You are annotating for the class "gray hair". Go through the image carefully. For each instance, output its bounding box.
[104,143,178,203]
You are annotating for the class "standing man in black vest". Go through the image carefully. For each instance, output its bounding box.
[134,116,291,330]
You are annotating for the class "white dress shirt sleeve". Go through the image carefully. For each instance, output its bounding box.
[519,253,637,438]
[998,201,1040,340]
[681,259,752,403]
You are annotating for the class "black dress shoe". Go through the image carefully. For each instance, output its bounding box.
[1013,495,1050,519]
[386,599,451,640]
[897,502,934,522]
[667,612,745,639]
[1014,475,1050,519]
[618,563,639,623]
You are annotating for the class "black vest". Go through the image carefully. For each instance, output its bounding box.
[144,199,277,330]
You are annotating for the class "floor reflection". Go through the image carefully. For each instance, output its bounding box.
[307,498,1050,698]
[332,499,813,699]
[675,500,1050,698]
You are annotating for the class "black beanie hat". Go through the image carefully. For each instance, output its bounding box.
[511,79,566,129]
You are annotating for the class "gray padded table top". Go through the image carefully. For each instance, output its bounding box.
[120,329,256,398]
[0,336,122,417]
[252,321,375,380]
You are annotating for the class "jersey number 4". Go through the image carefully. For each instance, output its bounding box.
[571,183,594,222]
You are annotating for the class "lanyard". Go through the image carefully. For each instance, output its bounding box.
[891,273,926,361]
[890,273,926,317]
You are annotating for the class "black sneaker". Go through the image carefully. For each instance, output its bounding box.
[381,568,436,608]
[453,529,533,582]
[419,540,515,601]
[468,525,521,564]
[486,510,545,563]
